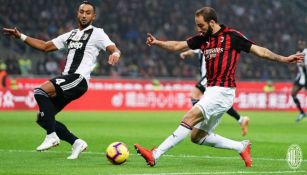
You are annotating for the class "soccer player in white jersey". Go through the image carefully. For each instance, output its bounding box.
[2,1,121,159]
[180,49,249,136]
[291,40,307,122]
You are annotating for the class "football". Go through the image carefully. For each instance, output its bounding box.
[106,142,129,165]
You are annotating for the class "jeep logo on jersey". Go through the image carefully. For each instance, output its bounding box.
[68,41,83,50]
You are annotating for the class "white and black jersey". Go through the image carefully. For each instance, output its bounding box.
[52,25,115,83]
[294,48,307,87]
[193,49,206,78]
[194,49,207,92]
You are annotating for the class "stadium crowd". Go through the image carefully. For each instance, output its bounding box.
[0,0,306,80]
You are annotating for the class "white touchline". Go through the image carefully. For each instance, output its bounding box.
[0,149,306,163]
[118,170,306,175]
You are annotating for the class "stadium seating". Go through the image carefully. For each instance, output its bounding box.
[0,0,306,80]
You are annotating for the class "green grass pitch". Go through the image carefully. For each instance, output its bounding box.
[0,111,306,175]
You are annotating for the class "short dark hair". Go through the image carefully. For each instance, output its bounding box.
[80,1,96,13]
[195,7,218,23]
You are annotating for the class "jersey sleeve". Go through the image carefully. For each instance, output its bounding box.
[51,31,72,50]
[187,35,204,50]
[231,32,255,53]
[96,28,115,51]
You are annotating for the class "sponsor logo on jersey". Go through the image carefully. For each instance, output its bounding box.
[204,48,224,59]
[67,41,83,50]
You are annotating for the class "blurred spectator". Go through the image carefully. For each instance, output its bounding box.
[0,61,8,89]
[36,58,46,75]
[152,79,161,91]
[0,0,306,80]
[18,57,32,76]
[263,80,276,93]
[45,57,59,75]
[5,56,21,75]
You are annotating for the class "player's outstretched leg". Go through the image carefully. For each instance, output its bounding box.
[34,88,60,151]
[134,144,156,166]
[240,140,252,167]
[191,130,252,167]
[135,121,192,166]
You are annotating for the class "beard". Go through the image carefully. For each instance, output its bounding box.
[207,26,213,35]
[79,19,91,29]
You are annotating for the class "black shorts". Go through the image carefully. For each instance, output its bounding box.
[49,74,88,110]
[195,76,207,93]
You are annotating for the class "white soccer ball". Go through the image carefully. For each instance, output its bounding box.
[106,142,129,165]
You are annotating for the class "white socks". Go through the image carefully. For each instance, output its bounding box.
[238,117,243,124]
[153,125,192,160]
[152,124,244,161]
[47,132,58,138]
[197,133,244,153]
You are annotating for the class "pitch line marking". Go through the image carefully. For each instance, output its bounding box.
[0,149,306,162]
[119,170,306,175]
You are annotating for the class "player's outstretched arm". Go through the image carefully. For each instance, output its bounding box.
[250,44,305,64]
[106,45,121,66]
[180,50,196,59]
[146,33,188,52]
[2,27,57,52]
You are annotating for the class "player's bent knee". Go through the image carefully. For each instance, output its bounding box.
[190,135,201,144]
[190,129,208,144]
[34,88,49,99]
[36,112,46,126]
[182,108,204,127]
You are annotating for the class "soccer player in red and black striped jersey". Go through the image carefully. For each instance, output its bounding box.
[180,49,249,136]
[135,6,304,168]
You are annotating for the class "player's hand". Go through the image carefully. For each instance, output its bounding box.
[108,52,120,66]
[2,27,21,39]
[285,53,305,64]
[146,33,157,46]
[180,52,187,59]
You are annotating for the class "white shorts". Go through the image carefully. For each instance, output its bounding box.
[194,86,235,133]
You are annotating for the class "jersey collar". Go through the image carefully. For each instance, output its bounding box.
[212,24,225,36]
[79,25,93,32]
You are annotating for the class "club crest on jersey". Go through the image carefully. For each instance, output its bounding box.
[68,41,83,50]
[81,33,89,40]
[206,41,210,47]
[220,36,224,43]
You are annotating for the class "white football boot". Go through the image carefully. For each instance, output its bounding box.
[36,132,60,151]
[296,113,306,122]
[67,139,88,160]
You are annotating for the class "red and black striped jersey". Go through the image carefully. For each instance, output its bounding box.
[187,25,255,87]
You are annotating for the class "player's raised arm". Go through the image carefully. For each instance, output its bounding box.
[2,27,58,52]
[146,33,188,52]
[250,44,305,64]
